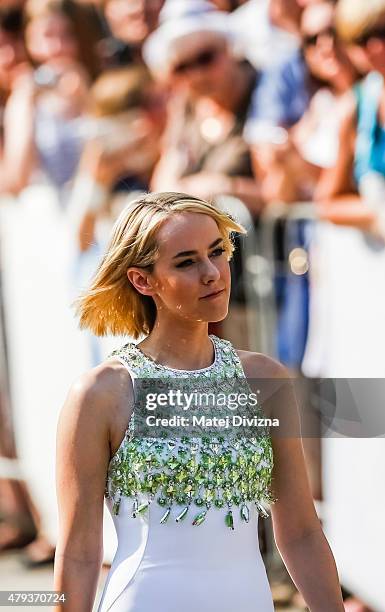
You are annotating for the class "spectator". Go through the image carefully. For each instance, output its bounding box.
[252,0,358,203]
[243,0,338,152]
[0,0,103,199]
[68,64,167,253]
[0,9,38,546]
[316,0,385,241]
[0,4,53,564]
[0,4,102,564]
[102,0,165,64]
[26,0,102,79]
[144,2,262,214]
[0,6,30,193]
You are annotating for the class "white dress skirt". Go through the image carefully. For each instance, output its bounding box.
[97,495,274,612]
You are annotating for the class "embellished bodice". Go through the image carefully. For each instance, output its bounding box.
[104,335,275,531]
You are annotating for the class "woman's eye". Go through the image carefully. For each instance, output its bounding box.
[176,259,195,268]
[175,248,225,268]
[211,247,226,257]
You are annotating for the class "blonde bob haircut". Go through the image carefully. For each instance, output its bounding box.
[73,191,247,339]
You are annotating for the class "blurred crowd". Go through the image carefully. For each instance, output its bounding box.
[1,0,384,609]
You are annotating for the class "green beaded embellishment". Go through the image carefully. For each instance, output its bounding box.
[105,335,276,530]
[225,508,234,530]
[192,508,208,526]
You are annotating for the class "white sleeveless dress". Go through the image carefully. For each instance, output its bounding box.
[97,335,276,612]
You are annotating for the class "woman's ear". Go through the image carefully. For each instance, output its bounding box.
[127,268,155,296]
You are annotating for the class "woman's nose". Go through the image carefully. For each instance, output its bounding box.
[318,33,335,54]
[200,258,220,283]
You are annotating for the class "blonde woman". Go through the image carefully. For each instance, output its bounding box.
[54,192,344,611]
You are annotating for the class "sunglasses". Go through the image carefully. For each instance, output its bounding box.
[303,26,337,48]
[172,48,221,75]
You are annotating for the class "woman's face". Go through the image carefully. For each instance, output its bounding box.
[129,212,231,324]
[105,0,164,45]
[26,13,79,65]
[301,2,352,85]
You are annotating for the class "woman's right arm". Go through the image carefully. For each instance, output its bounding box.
[53,364,130,611]
[314,92,383,233]
[314,91,357,202]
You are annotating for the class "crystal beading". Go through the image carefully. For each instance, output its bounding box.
[105,335,276,530]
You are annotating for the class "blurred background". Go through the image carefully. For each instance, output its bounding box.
[0,0,384,610]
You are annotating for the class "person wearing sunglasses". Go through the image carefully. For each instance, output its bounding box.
[315,0,385,242]
[143,3,262,215]
[251,0,358,205]
[245,0,357,213]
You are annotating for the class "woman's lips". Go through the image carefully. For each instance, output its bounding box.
[200,288,225,300]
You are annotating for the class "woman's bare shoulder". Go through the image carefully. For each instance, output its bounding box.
[59,360,134,436]
[69,359,133,401]
[235,349,291,379]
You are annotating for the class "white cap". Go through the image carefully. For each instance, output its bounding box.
[143,0,232,75]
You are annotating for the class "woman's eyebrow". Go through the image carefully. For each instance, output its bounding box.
[172,238,223,259]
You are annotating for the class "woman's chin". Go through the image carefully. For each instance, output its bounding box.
[177,302,229,323]
[209,315,228,323]
[208,307,229,323]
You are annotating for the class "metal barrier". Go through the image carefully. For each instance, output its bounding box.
[215,197,317,358]
[258,201,316,360]
[214,195,277,353]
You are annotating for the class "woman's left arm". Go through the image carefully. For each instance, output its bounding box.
[252,355,344,611]
[270,434,344,611]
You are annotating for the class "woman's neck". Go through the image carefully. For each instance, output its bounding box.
[137,324,215,371]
